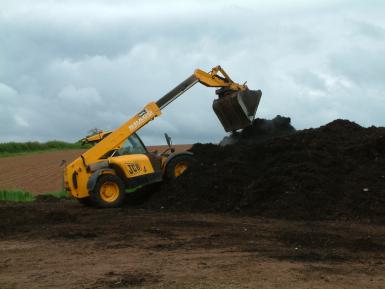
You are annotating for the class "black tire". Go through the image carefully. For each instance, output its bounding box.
[77,197,94,207]
[91,174,125,208]
[165,155,196,180]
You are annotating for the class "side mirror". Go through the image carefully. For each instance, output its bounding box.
[164,133,172,147]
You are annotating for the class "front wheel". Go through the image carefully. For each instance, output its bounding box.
[165,155,196,179]
[91,174,125,208]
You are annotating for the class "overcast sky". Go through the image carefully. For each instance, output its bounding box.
[1,0,384,144]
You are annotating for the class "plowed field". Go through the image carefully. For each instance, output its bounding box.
[0,145,191,194]
[0,150,84,194]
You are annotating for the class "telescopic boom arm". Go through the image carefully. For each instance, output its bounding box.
[78,66,261,166]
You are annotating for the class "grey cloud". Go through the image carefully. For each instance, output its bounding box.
[330,48,385,89]
[0,0,385,144]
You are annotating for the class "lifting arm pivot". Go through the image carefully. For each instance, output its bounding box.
[156,66,247,110]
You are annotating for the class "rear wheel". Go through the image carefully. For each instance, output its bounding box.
[166,155,196,179]
[92,174,125,208]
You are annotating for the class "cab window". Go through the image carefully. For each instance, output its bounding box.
[116,134,147,155]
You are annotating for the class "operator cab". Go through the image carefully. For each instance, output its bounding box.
[99,133,148,159]
[113,133,147,156]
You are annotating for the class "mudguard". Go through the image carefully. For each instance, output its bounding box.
[164,151,194,169]
[87,168,114,192]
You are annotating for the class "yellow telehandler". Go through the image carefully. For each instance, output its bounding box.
[64,66,262,207]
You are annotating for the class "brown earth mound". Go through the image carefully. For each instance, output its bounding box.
[143,119,385,222]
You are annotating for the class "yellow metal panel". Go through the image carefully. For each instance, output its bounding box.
[108,154,155,178]
[194,67,246,91]
[65,158,93,198]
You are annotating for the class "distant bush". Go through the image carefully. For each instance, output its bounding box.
[0,140,85,155]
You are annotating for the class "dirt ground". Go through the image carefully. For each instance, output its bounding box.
[0,145,191,194]
[1,200,385,289]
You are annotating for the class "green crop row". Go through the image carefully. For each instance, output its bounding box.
[0,189,69,202]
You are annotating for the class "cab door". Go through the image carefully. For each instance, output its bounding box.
[108,133,163,188]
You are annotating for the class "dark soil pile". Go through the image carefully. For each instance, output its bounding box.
[220,115,295,146]
[145,119,385,221]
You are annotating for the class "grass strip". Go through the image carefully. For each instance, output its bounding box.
[0,187,143,202]
[0,190,36,202]
[0,141,89,158]
[0,190,70,202]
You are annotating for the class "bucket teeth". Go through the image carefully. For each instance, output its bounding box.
[213,90,262,132]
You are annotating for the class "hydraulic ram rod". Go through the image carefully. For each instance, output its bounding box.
[156,75,198,110]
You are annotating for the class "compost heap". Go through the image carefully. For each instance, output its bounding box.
[219,115,295,146]
[145,118,385,221]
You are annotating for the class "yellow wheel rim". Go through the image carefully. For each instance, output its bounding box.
[174,162,188,177]
[100,181,120,203]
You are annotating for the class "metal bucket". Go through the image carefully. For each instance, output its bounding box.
[213,89,262,132]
